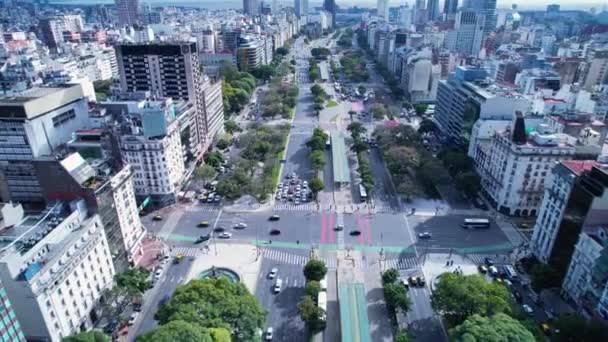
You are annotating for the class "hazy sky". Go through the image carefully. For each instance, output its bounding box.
[48,0,608,11]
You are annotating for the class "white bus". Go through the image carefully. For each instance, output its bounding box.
[359,184,368,202]
[317,291,327,321]
[462,218,490,229]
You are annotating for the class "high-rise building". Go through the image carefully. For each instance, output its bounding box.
[115,43,225,156]
[445,10,485,56]
[323,0,336,28]
[377,0,389,20]
[236,36,274,72]
[531,161,608,277]
[0,203,115,341]
[243,0,259,16]
[0,85,90,206]
[294,0,308,17]
[115,0,140,26]
[547,4,560,13]
[414,0,427,25]
[38,15,83,50]
[427,0,439,21]
[444,0,459,15]
[465,0,496,37]
[35,152,147,271]
[582,50,608,90]
[0,280,24,342]
[398,4,413,28]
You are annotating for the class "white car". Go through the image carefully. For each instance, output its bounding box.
[268,268,278,279]
[154,268,163,279]
[234,222,247,229]
[218,232,232,239]
[128,312,139,326]
[264,327,274,340]
[274,279,282,293]
[522,304,534,316]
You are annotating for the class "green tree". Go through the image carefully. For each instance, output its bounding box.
[115,267,151,297]
[303,259,328,281]
[304,280,321,298]
[194,165,217,183]
[204,151,224,168]
[347,122,366,137]
[383,282,411,313]
[530,263,562,292]
[313,103,324,111]
[136,320,214,342]
[216,179,242,199]
[276,47,289,56]
[310,150,326,171]
[450,313,535,342]
[454,172,481,197]
[431,273,512,325]
[224,120,241,134]
[394,330,410,342]
[418,119,437,134]
[385,146,420,175]
[370,103,388,119]
[311,47,331,59]
[310,84,325,97]
[251,65,275,81]
[62,331,110,342]
[219,61,239,81]
[351,139,368,153]
[297,296,326,332]
[155,278,266,341]
[309,178,324,199]
[381,268,399,285]
[414,104,428,115]
[552,313,608,342]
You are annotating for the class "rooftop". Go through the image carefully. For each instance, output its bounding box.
[561,160,600,176]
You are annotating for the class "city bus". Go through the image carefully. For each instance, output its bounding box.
[462,218,490,229]
[359,184,368,202]
[318,291,327,321]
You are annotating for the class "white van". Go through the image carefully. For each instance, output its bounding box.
[503,265,519,281]
[320,276,328,291]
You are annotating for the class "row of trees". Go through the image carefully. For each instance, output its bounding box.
[309,58,320,82]
[139,277,265,341]
[374,123,449,199]
[307,127,328,172]
[260,81,298,119]
[436,148,481,198]
[216,123,290,201]
[339,51,369,82]
[380,269,412,340]
[311,47,331,60]
[311,84,326,112]
[347,122,374,193]
[220,61,257,115]
[431,273,537,341]
[298,259,328,334]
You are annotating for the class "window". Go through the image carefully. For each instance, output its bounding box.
[52,109,76,127]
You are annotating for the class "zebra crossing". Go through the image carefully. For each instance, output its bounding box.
[466,253,512,265]
[170,246,204,258]
[383,257,418,270]
[373,205,401,214]
[273,202,317,212]
[187,205,220,213]
[260,248,337,269]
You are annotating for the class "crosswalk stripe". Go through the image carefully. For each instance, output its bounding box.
[466,254,511,265]
[383,257,418,270]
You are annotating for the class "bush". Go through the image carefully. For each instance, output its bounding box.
[303,259,327,281]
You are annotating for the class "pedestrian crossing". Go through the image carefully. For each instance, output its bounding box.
[466,253,512,265]
[169,246,205,258]
[260,248,337,269]
[273,202,317,212]
[373,205,401,214]
[383,257,418,270]
[187,205,221,213]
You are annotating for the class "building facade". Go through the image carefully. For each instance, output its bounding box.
[115,0,140,26]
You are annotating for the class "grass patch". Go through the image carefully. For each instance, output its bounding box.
[326,99,338,108]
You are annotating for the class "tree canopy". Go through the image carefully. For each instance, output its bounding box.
[309,178,324,198]
[431,273,512,325]
[530,262,562,292]
[552,313,608,342]
[115,267,151,297]
[303,259,328,281]
[62,331,110,342]
[194,164,217,182]
[298,295,326,332]
[450,313,535,342]
[136,320,231,342]
[155,278,266,341]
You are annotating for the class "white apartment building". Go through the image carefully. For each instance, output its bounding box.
[562,225,608,319]
[118,100,185,207]
[477,117,578,216]
[0,202,115,341]
[400,51,440,103]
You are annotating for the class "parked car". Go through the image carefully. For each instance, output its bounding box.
[128,312,139,326]
[522,304,534,316]
[274,279,282,293]
[153,215,163,221]
[269,215,280,221]
[268,268,278,279]
[218,232,232,239]
[234,222,247,229]
[264,327,274,340]
[478,265,488,274]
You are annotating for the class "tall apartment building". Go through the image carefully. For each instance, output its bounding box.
[377,0,389,20]
[445,10,485,56]
[434,66,488,143]
[444,0,459,16]
[35,152,147,271]
[294,0,308,18]
[115,42,224,157]
[427,0,439,21]
[582,50,608,90]
[243,0,259,16]
[114,98,186,207]
[465,0,496,38]
[0,202,115,341]
[0,84,90,206]
[0,279,24,342]
[323,0,336,28]
[236,36,273,72]
[39,15,83,50]
[115,0,140,26]
[562,224,608,319]
[478,116,604,217]
[531,161,608,276]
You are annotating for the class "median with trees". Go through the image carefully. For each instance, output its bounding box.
[298,259,328,335]
[219,61,257,116]
[306,128,328,173]
[347,122,373,194]
[380,268,412,341]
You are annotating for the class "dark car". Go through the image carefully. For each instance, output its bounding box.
[417,276,426,287]
[512,290,523,303]
[213,227,225,233]
[270,229,281,235]
[484,257,494,266]
[349,230,362,236]
[195,234,211,244]
[269,215,280,221]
